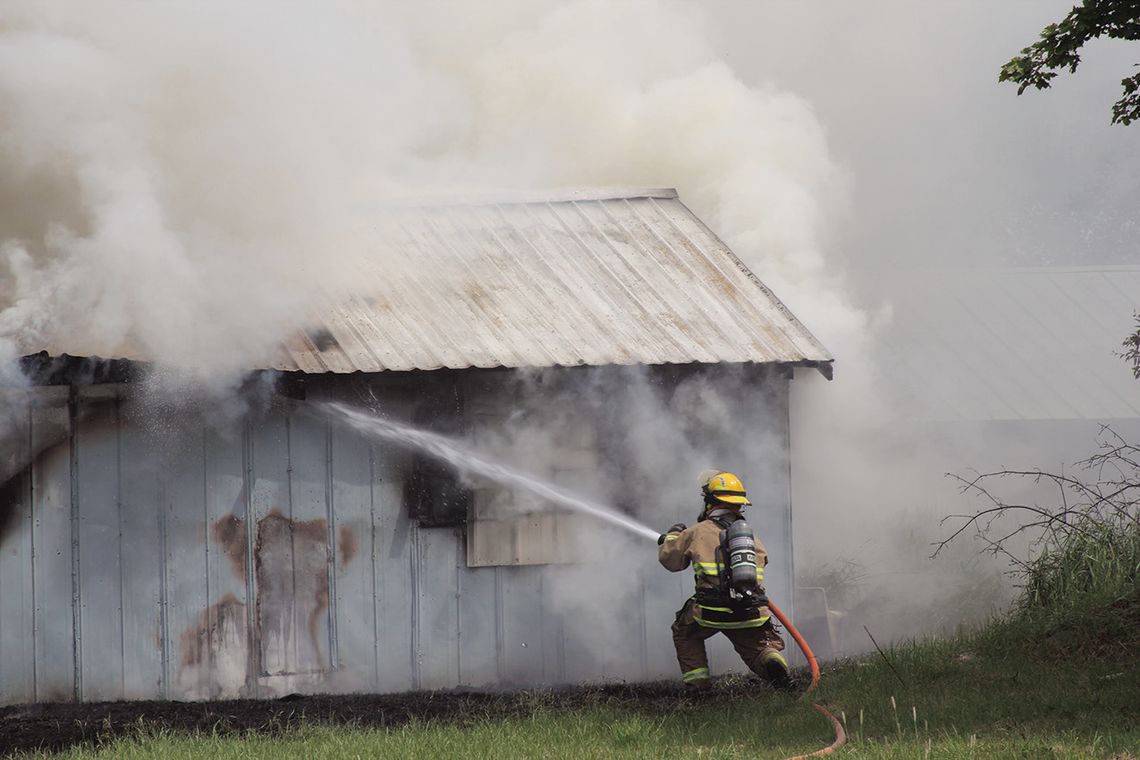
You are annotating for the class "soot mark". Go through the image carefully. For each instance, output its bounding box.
[0,479,23,547]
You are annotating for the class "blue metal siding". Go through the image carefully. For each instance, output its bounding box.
[0,370,795,704]
[163,427,210,699]
[76,407,124,701]
[33,427,75,701]
[327,425,376,691]
[0,469,34,703]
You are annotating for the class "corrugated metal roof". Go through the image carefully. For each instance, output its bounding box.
[278,190,830,374]
[19,189,832,376]
[873,267,1140,421]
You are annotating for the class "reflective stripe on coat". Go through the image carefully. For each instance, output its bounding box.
[658,517,771,628]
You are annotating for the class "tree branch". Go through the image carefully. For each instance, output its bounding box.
[1000,1,1140,124]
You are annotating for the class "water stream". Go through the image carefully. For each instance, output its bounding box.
[319,401,661,542]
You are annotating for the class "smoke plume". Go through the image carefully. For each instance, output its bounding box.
[0,0,861,377]
[3,0,1087,656]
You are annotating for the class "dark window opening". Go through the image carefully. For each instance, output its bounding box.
[406,379,470,527]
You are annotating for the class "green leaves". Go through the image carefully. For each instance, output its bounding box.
[1000,0,1140,124]
[1122,312,1140,378]
[1112,71,1140,124]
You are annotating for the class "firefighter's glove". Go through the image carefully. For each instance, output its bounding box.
[658,523,687,545]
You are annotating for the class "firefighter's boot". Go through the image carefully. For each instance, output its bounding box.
[760,650,792,690]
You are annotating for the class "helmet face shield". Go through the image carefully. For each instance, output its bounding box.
[697,469,721,487]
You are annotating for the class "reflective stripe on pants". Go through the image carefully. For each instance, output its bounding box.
[671,599,785,682]
[682,666,710,683]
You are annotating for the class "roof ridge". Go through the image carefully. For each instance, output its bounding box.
[374,188,679,210]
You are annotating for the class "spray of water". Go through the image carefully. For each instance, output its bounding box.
[320,401,662,542]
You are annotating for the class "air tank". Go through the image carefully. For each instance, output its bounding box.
[725,519,758,590]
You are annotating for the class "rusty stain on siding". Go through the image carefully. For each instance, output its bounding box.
[177,593,248,700]
[179,593,246,669]
[254,510,332,674]
[211,514,247,579]
[177,510,359,691]
[338,525,357,568]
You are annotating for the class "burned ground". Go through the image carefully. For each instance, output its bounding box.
[0,679,777,756]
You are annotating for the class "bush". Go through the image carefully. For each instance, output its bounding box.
[944,428,1140,657]
[1021,517,1140,612]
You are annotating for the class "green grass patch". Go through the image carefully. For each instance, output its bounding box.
[15,633,1140,760]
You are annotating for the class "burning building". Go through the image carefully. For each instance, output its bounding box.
[0,189,831,704]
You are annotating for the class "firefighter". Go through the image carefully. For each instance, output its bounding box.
[657,470,790,689]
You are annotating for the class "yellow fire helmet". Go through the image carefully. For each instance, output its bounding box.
[701,470,751,507]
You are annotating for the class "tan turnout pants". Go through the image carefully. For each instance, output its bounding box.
[671,599,786,684]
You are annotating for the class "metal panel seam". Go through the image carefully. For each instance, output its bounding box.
[638,570,648,680]
[410,521,422,690]
[368,441,380,689]
[455,529,462,684]
[242,422,259,695]
[68,386,82,701]
[115,393,126,696]
[494,566,504,685]
[285,414,299,670]
[202,428,214,687]
[157,466,170,699]
[782,377,796,656]
[28,404,38,702]
[323,422,339,671]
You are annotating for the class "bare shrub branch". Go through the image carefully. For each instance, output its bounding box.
[935,428,1140,572]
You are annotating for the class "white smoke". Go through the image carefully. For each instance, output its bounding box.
[2,0,1007,656]
[0,0,862,376]
[0,2,456,376]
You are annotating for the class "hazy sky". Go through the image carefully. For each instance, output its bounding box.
[708,1,1139,277]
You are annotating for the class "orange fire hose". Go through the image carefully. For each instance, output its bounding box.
[768,601,847,759]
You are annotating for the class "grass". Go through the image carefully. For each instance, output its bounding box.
[13,630,1140,760]
[14,508,1140,758]
[13,573,1140,758]
[16,719,1140,760]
